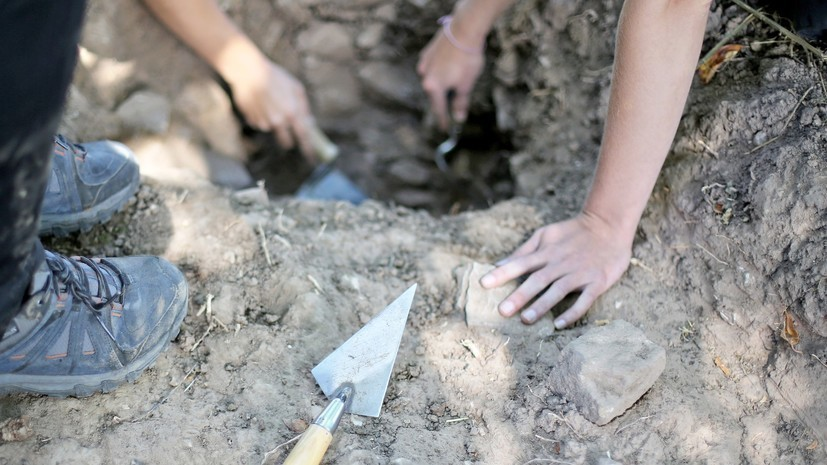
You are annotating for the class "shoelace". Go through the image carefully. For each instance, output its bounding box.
[45,253,123,311]
[54,134,88,160]
[45,253,125,343]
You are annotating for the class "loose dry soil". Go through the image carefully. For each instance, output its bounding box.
[1,1,826,464]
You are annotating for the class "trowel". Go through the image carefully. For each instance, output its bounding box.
[295,123,367,204]
[282,284,417,465]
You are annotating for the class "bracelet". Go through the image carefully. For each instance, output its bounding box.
[438,15,485,54]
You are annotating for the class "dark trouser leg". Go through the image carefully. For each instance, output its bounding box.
[0,0,88,335]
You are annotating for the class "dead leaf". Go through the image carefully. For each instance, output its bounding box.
[714,356,731,378]
[780,311,803,354]
[698,44,744,84]
[806,440,819,451]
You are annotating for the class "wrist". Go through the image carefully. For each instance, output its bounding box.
[213,35,268,87]
[449,1,496,48]
[580,203,639,247]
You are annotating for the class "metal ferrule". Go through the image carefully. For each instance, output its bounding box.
[312,384,354,433]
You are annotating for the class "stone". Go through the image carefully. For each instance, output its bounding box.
[174,80,245,159]
[358,62,424,110]
[303,58,362,116]
[455,262,519,330]
[297,22,354,61]
[392,188,439,208]
[548,320,666,425]
[387,158,432,186]
[115,90,171,135]
[357,23,386,49]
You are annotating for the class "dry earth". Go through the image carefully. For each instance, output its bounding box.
[1,1,826,464]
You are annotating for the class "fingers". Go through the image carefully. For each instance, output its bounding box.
[480,252,549,290]
[271,118,295,151]
[548,288,598,329]
[497,264,565,318]
[422,77,449,130]
[451,90,470,123]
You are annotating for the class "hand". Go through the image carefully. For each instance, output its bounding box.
[479,212,632,328]
[226,57,315,160]
[417,28,484,130]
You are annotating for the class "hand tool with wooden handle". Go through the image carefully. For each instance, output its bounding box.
[283,284,417,465]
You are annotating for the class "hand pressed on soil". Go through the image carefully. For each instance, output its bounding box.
[228,59,316,161]
[480,212,632,328]
[417,30,484,130]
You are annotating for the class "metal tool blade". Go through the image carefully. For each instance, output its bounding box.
[311,284,417,417]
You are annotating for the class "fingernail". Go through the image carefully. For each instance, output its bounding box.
[554,319,567,329]
[480,274,495,288]
[499,301,514,315]
[522,309,537,323]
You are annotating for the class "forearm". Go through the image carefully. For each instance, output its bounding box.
[142,0,264,84]
[449,0,518,46]
[584,0,710,242]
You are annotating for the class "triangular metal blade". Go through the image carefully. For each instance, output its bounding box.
[311,284,416,417]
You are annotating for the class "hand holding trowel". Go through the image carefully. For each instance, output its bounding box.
[282,284,417,465]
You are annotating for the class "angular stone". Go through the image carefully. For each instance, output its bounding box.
[356,23,386,49]
[297,22,354,61]
[387,158,432,186]
[303,58,362,116]
[455,262,516,328]
[548,320,666,425]
[358,62,423,109]
[115,90,170,135]
[174,80,245,159]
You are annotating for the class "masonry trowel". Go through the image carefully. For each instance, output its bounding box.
[282,284,417,465]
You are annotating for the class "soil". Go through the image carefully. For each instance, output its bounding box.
[1,1,826,464]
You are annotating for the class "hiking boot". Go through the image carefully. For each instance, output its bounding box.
[39,135,140,236]
[0,250,188,397]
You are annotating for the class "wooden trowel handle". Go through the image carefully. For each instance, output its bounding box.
[282,424,332,465]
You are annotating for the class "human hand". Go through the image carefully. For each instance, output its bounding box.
[479,212,632,328]
[226,57,316,160]
[417,22,484,130]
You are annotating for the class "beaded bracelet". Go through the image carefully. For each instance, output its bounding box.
[438,15,485,54]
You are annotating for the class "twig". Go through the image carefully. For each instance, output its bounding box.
[813,354,827,368]
[272,233,291,248]
[630,257,654,273]
[520,459,574,465]
[749,86,815,153]
[697,139,720,158]
[260,434,302,465]
[695,243,729,266]
[615,414,656,435]
[534,434,555,442]
[730,0,827,60]
[257,223,273,267]
[546,410,583,440]
[131,366,197,422]
[445,417,469,424]
[307,275,323,294]
[318,222,327,238]
[190,322,215,352]
[486,336,510,362]
[183,374,199,392]
[698,13,755,67]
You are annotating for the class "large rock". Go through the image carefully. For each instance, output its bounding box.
[548,320,666,426]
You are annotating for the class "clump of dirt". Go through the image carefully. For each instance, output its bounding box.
[3,0,825,464]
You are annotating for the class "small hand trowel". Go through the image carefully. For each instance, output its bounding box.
[282,284,417,465]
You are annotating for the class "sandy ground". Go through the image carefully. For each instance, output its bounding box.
[1,1,826,464]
